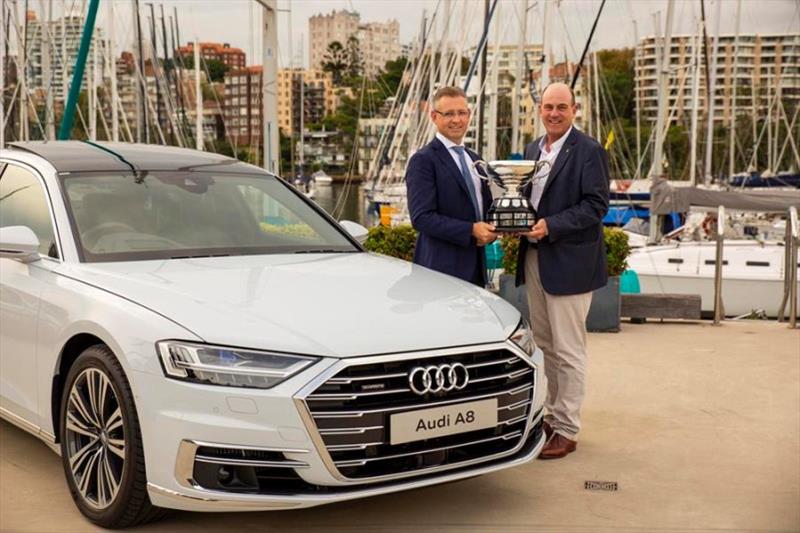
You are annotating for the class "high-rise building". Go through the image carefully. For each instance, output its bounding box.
[309,10,400,79]
[635,33,800,124]
[25,11,104,102]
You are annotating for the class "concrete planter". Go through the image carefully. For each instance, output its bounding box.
[498,274,621,333]
[586,276,621,333]
[498,273,529,320]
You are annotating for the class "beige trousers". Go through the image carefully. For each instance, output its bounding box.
[524,247,592,440]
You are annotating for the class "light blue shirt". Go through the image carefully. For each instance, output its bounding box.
[436,132,484,210]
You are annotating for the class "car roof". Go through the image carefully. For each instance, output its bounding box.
[5,141,265,174]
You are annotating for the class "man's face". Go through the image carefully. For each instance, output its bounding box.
[431,96,470,143]
[539,86,576,140]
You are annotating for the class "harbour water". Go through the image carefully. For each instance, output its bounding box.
[313,181,368,226]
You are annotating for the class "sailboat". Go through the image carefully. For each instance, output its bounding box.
[615,1,800,319]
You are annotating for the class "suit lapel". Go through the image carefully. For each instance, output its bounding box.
[522,140,542,197]
[432,137,471,198]
[467,149,492,207]
[540,128,579,200]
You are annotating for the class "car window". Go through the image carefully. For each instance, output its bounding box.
[60,171,357,262]
[0,164,59,258]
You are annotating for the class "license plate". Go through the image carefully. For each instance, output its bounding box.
[390,399,498,445]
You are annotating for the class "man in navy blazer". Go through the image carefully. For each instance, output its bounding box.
[406,86,497,286]
[515,82,609,459]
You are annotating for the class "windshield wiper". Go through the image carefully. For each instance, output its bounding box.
[293,249,357,254]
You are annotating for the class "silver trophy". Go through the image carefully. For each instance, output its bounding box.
[474,160,552,232]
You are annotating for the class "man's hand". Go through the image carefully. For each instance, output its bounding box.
[519,218,548,241]
[472,222,497,246]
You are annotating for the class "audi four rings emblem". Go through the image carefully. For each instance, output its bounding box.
[408,363,470,395]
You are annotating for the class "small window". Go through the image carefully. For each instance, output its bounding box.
[0,164,59,258]
[746,261,770,267]
[667,258,683,264]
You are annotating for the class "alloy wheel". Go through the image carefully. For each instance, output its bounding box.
[64,367,126,510]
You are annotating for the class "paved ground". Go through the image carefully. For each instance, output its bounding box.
[1,320,798,532]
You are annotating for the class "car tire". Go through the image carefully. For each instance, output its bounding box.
[59,344,167,528]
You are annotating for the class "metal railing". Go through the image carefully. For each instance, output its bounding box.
[713,205,726,324]
[778,206,799,328]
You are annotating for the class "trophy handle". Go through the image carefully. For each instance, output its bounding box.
[473,160,505,189]
[519,160,553,188]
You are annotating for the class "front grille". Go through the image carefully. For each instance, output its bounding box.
[304,347,535,480]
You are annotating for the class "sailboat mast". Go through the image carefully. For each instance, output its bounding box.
[649,0,675,244]
[0,1,5,146]
[477,0,488,154]
[42,0,54,140]
[511,0,527,155]
[299,37,304,170]
[728,0,741,178]
[689,23,702,186]
[159,5,172,145]
[703,0,721,185]
[133,0,146,142]
[148,4,160,139]
[194,38,201,150]
[633,19,642,178]
[109,0,118,141]
[89,25,97,140]
[20,0,28,141]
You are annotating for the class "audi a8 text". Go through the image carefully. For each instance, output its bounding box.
[0,142,546,528]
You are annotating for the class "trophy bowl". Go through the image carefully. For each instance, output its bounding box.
[475,159,551,232]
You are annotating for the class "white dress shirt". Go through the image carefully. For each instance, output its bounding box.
[435,132,484,210]
[530,126,573,211]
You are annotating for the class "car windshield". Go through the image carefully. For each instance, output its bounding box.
[60,170,358,262]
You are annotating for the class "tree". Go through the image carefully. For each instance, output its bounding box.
[322,41,348,85]
[180,55,229,83]
[345,36,363,81]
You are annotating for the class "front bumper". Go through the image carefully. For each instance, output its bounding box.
[134,341,546,512]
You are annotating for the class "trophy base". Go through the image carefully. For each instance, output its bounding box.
[487,199,536,233]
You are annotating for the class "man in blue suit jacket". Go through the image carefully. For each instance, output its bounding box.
[515,82,610,459]
[406,86,497,286]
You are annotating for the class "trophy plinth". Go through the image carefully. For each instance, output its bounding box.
[475,160,551,232]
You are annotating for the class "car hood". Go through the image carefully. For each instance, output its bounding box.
[63,253,520,357]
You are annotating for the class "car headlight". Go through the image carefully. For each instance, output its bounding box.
[156,341,319,389]
[509,319,535,356]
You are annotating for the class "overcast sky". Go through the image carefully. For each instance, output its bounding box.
[10,0,800,67]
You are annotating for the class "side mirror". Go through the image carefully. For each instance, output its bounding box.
[0,226,41,263]
[339,220,369,244]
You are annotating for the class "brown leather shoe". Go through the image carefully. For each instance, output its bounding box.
[538,433,577,460]
[543,421,553,441]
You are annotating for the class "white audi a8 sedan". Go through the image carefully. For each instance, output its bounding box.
[0,141,545,528]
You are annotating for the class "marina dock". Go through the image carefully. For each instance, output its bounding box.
[1,320,797,532]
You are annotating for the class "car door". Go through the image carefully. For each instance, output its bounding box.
[0,162,61,427]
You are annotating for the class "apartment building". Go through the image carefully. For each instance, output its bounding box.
[223,66,262,146]
[309,9,400,78]
[25,11,104,101]
[635,33,800,124]
[176,42,246,70]
[276,69,335,136]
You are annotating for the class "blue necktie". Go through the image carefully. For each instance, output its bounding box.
[452,146,482,220]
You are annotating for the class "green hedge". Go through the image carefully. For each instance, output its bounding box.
[499,227,630,277]
[363,224,417,261]
[363,224,631,278]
